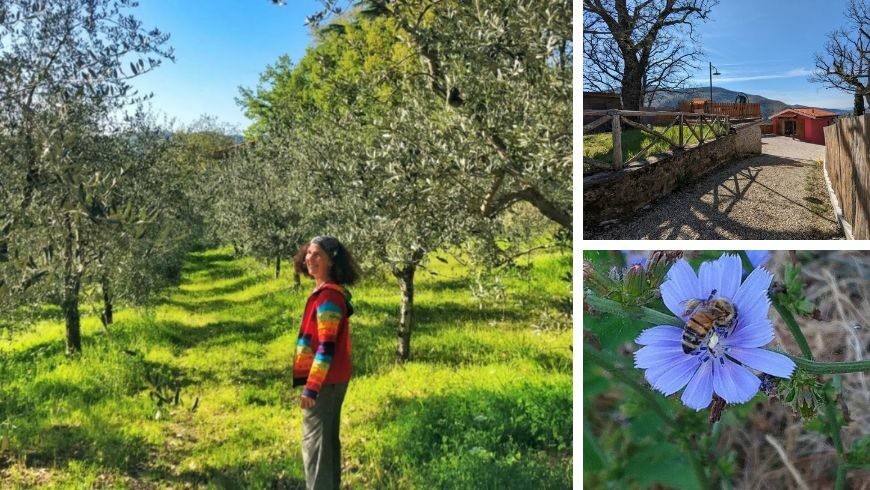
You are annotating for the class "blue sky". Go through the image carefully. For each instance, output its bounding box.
[691,0,855,108]
[130,0,324,132]
[132,0,859,130]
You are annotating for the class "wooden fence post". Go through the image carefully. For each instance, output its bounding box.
[679,115,684,148]
[611,111,623,169]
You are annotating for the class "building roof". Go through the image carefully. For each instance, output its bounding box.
[770,107,838,119]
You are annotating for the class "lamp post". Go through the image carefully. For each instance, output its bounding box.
[709,62,721,108]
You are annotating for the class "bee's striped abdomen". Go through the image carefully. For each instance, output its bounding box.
[682,314,713,353]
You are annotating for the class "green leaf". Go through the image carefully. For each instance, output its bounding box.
[624,444,702,490]
[583,311,649,350]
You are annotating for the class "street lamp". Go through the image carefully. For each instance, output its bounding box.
[709,62,721,106]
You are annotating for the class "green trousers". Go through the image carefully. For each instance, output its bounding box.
[302,382,348,490]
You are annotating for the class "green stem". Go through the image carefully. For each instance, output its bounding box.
[771,300,814,360]
[684,437,710,490]
[583,345,676,429]
[777,352,870,374]
[583,413,609,468]
[835,464,846,490]
[583,292,682,326]
[823,388,844,455]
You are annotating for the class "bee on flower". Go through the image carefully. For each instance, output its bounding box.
[634,253,795,410]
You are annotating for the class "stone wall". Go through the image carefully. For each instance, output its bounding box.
[735,124,762,154]
[583,124,762,230]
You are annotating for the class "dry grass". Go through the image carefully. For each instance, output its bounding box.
[719,251,870,489]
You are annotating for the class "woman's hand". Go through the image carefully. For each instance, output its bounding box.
[300,395,316,409]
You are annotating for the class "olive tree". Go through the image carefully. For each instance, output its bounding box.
[0,0,173,354]
[287,0,573,231]
[243,15,479,360]
[210,142,312,283]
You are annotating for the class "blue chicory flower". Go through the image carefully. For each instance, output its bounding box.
[634,253,795,410]
[621,250,649,267]
[745,250,770,268]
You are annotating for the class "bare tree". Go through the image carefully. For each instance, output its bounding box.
[583,0,717,110]
[810,0,870,115]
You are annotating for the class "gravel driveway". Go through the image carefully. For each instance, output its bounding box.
[760,135,827,161]
[587,136,843,240]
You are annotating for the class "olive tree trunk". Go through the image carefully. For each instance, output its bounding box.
[395,264,416,362]
[101,274,113,327]
[393,250,425,362]
[62,215,83,354]
[275,255,281,279]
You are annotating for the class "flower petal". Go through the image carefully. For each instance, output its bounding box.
[634,344,688,369]
[712,357,761,404]
[681,359,714,410]
[731,267,773,327]
[699,254,741,301]
[647,355,702,396]
[722,320,775,348]
[636,326,684,346]
[727,347,796,378]
[621,250,648,266]
[661,260,700,319]
[746,251,770,268]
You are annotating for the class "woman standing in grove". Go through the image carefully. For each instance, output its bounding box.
[292,236,359,490]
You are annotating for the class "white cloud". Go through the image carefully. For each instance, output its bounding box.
[690,67,814,84]
[762,89,854,109]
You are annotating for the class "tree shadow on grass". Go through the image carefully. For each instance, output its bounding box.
[146,319,283,351]
[417,276,471,293]
[167,458,306,489]
[174,275,267,299]
[20,422,155,476]
[354,300,524,332]
[183,252,236,268]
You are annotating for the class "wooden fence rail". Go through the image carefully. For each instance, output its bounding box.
[583,109,731,170]
[677,101,761,120]
[823,114,870,239]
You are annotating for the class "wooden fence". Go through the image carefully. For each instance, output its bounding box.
[583,109,731,170]
[823,114,870,239]
[677,101,761,120]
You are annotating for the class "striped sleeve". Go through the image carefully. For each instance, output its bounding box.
[302,294,344,399]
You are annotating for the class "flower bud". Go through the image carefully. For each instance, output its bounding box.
[623,264,647,299]
[775,369,823,419]
[647,250,682,288]
[583,260,619,295]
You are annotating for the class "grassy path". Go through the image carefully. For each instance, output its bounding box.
[0,248,572,488]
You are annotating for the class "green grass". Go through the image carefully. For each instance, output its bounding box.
[0,247,572,488]
[804,161,833,216]
[583,122,726,171]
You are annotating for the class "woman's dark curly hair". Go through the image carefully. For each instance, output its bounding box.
[293,237,361,286]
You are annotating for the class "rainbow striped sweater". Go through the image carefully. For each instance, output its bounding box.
[292,283,353,399]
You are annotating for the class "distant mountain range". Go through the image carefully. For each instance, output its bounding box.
[649,86,852,119]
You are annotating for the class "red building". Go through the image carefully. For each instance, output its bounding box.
[769,107,838,145]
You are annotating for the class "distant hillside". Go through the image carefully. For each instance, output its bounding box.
[649,87,851,119]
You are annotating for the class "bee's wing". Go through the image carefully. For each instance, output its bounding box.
[680,298,702,317]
